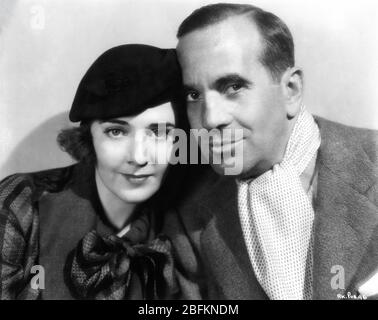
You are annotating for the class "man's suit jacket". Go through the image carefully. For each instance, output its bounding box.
[163,116,378,299]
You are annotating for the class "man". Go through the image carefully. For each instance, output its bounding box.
[164,3,378,300]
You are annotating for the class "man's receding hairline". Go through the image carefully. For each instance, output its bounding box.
[177,14,266,69]
[177,14,264,52]
[177,5,294,82]
[177,12,260,39]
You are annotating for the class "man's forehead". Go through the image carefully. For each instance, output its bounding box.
[177,16,263,86]
[177,16,263,71]
[177,15,262,52]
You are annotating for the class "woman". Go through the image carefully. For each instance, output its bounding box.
[0,44,187,299]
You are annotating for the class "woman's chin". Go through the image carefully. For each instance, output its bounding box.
[116,187,158,204]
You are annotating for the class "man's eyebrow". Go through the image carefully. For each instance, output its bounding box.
[182,74,252,93]
[99,119,129,125]
[213,74,252,90]
[182,84,197,93]
[148,122,176,129]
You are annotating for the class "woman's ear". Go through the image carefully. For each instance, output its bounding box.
[280,67,303,119]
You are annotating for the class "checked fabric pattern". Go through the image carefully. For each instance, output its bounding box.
[69,213,172,300]
[237,106,320,300]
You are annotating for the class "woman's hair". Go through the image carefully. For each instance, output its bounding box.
[57,121,96,164]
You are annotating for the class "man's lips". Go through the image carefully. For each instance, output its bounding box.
[209,138,244,149]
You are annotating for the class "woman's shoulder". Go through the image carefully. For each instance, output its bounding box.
[0,164,76,201]
[0,165,77,232]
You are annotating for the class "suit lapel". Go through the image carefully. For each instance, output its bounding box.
[312,118,378,299]
[199,175,268,299]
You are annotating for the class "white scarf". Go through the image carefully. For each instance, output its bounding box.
[237,106,321,300]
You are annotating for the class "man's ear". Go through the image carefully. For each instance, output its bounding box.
[280,67,303,119]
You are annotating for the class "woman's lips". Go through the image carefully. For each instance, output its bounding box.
[122,173,152,184]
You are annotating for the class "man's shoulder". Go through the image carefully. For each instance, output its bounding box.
[315,116,378,164]
[315,116,378,206]
[315,115,378,136]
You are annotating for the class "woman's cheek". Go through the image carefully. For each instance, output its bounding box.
[97,140,128,167]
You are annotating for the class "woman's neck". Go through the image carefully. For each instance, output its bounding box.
[95,170,136,230]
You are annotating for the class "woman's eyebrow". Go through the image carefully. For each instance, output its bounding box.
[99,119,129,125]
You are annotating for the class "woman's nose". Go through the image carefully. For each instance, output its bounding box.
[127,132,149,167]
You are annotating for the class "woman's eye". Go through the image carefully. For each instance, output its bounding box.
[104,128,126,137]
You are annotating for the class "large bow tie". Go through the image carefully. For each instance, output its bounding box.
[68,229,172,300]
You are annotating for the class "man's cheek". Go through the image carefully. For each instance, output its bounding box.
[190,118,203,130]
[187,108,202,127]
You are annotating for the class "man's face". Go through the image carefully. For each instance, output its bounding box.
[177,16,293,178]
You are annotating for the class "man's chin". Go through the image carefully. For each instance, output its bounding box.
[210,161,244,177]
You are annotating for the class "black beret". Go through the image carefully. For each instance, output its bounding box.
[69,44,182,122]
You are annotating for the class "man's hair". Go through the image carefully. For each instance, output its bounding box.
[177,3,295,81]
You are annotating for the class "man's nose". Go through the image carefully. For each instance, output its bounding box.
[202,93,232,130]
[127,132,149,167]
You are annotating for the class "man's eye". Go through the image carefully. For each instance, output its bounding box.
[104,128,126,137]
[225,83,243,95]
[186,91,200,102]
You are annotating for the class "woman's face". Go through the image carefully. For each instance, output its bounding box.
[91,102,176,204]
